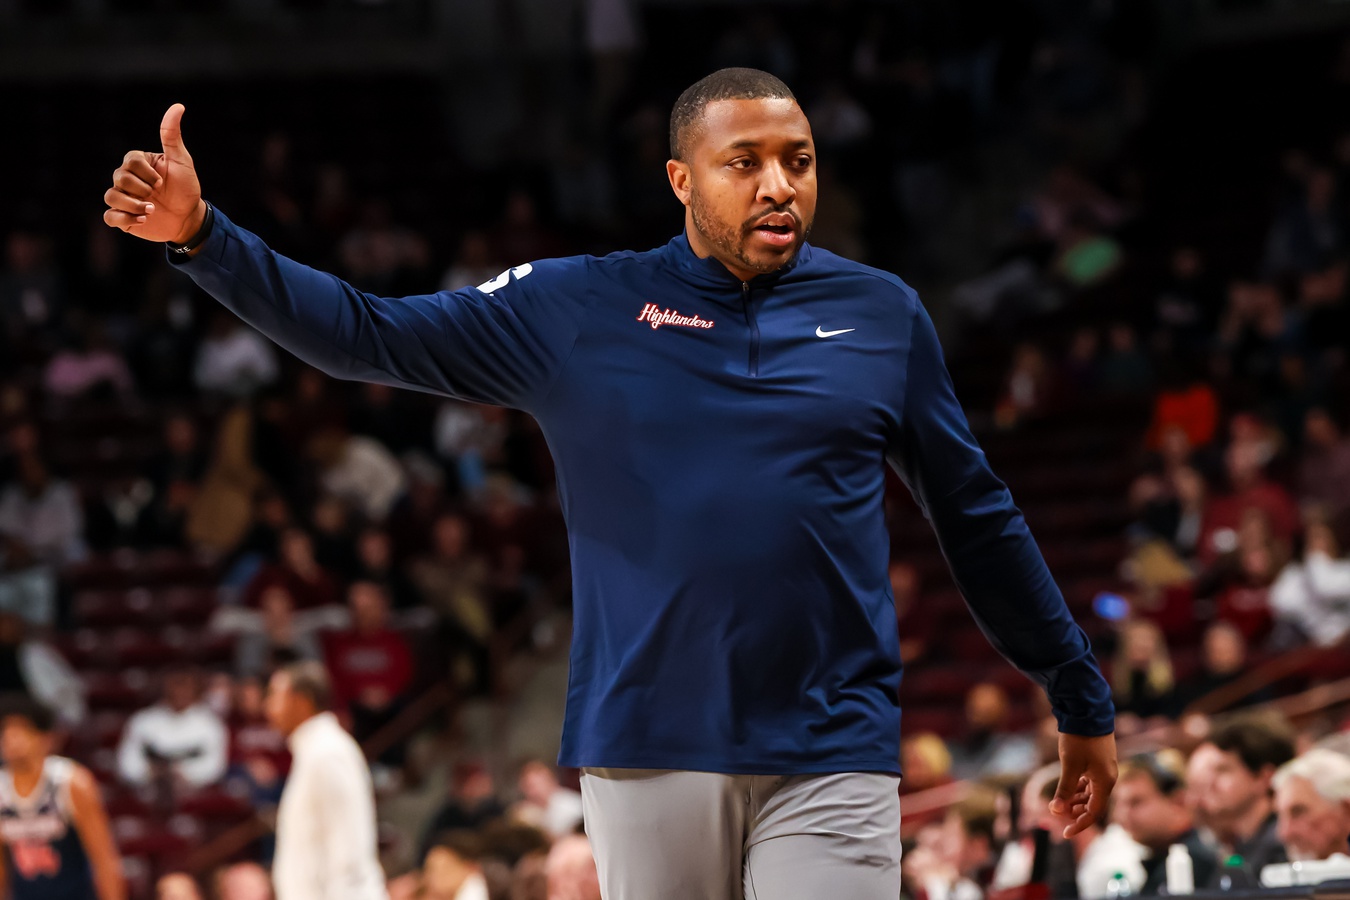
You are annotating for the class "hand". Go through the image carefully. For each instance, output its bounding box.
[1050,731,1117,839]
[104,103,206,244]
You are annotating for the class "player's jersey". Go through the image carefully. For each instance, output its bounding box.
[172,209,1116,775]
[0,757,94,900]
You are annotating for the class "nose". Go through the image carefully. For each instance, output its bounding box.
[757,159,796,207]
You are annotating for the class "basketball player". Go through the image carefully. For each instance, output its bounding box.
[104,68,1117,899]
[0,695,124,900]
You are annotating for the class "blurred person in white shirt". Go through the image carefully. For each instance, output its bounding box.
[263,661,386,900]
[117,667,228,793]
[418,831,488,900]
[194,310,279,398]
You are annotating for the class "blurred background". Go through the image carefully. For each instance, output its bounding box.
[3,0,1350,898]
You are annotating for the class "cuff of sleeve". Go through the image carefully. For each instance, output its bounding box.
[1043,652,1117,737]
[165,205,229,268]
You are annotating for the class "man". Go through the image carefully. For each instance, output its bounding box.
[1185,715,1294,884]
[418,762,504,862]
[949,682,1039,780]
[263,661,387,900]
[116,666,228,795]
[511,759,583,840]
[1111,752,1219,894]
[1272,748,1350,862]
[322,580,415,767]
[420,831,489,900]
[545,834,602,900]
[103,67,1116,899]
[213,862,274,900]
[0,695,124,900]
[155,873,204,900]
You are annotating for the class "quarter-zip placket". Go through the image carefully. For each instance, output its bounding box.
[741,281,760,377]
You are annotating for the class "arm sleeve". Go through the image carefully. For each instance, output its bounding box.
[316,750,384,897]
[178,713,229,787]
[1306,553,1350,597]
[115,713,150,786]
[169,207,584,412]
[886,299,1114,736]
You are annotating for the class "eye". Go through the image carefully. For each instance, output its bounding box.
[793,155,813,169]
[729,158,756,170]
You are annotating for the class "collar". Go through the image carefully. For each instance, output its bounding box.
[287,711,338,754]
[661,230,813,297]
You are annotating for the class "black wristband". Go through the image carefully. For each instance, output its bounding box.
[167,202,215,255]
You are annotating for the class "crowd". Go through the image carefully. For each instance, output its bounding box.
[2,0,1350,898]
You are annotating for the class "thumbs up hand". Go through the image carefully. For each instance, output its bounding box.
[104,103,207,245]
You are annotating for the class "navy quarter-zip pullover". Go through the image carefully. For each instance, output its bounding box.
[171,208,1114,775]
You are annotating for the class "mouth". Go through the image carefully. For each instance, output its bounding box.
[749,213,798,248]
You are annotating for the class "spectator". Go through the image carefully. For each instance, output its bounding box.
[1263,166,1344,277]
[410,512,492,694]
[1272,748,1350,862]
[1270,519,1350,647]
[353,526,420,611]
[890,560,931,664]
[949,683,1038,780]
[1173,621,1272,712]
[545,834,602,900]
[139,413,208,546]
[1300,408,1350,523]
[156,873,204,900]
[0,451,86,567]
[116,667,229,794]
[1112,619,1176,722]
[213,862,274,900]
[227,584,325,678]
[225,676,289,812]
[1098,323,1153,395]
[1144,372,1220,453]
[421,831,490,900]
[242,528,342,613]
[1185,714,1295,883]
[908,787,1000,900]
[440,232,503,293]
[1201,438,1301,556]
[511,760,583,840]
[0,611,86,726]
[322,581,415,768]
[43,317,135,401]
[1152,246,1224,354]
[193,309,279,398]
[434,402,509,500]
[1111,752,1219,894]
[420,762,506,862]
[308,425,407,523]
[1196,506,1287,641]
[993,343,1056,429]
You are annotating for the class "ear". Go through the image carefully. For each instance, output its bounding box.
[666,159,692,207]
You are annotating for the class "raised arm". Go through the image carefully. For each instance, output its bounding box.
[104,105,584,412]
[886,297,1116,835]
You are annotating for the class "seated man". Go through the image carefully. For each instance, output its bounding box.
[116,667,228,798]
[1273,748,1350,862]
[322,581,414,769]
[1112,752,1219,893]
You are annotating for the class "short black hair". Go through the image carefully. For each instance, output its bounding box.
[669,67,797,161]
[428,829,484,865]
[0,693,56,734]
[280,661,332,712]
[1120,752,1185,796]
[1208,714,1296,776]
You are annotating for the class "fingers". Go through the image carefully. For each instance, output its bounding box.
[112,167,160,199]
[1060,775,1111,839]
[104,187,155,218]
[159,103,191,162]
[1049,771,1087,816]
[103,209,147,232]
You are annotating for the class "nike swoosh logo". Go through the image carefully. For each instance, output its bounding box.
[815,327,855,338]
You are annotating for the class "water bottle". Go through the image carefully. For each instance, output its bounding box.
[1166,844,1195,895]
[1106,871,1134,898]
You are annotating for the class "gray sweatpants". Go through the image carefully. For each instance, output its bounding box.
[579,768,902,900]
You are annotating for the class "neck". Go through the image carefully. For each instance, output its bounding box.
[684,221,758,283]
[1220,797,1271,849]
[9,758,43,787]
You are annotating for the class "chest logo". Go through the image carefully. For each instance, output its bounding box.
[816,326,855,338]
[636,303,714,330]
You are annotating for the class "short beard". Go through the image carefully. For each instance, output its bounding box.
[690,186,806,277]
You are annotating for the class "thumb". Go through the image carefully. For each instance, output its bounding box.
[1050,769,1080,816]
[160,103,191,162]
